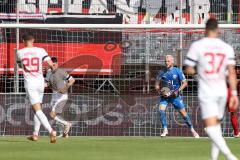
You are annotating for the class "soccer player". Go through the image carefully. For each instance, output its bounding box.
[155,55,199,138]
[44,57,75,137]
[17,33,57,143]
[185,18,238,160]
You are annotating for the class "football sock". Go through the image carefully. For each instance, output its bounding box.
[36,110,52,133]
[33,114,41,136]
[230,113,239,136]
[159,109,167,129]
[211,142,220,160]
[54,116,68,126]
[205,124,234,159]
[183,113,193,128]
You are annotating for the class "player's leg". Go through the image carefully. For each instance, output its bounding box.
[178,108,199,138]
[205,118,237,160]
[230,112,240,137]
[28,114,41,141]
[32,103,56,143]
[172,96,199,138]
[51,99,69,126]
[51,96,71,137]
[226,88,240,137]
[28,85,56,143]
[211,142,220,160]
[25,87,41,141]
[50,111,68,125]
[228,104,239,137]
[33,114,41,136]
[51,112,71,138]
[179,110,192,127]
[201,98,237,160]
[158,98,168,137]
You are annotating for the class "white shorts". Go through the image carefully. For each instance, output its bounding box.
[25,82,44,105]
[199,96,227,120]
[50,93,68,113]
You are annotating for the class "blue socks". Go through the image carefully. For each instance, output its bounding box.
[159,110,167,129]
[183,113,193,129]
[159,109,193,129]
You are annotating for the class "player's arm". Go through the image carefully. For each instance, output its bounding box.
[58,74,75,94]
[179,79,188,92]
[16,51,23,68]
[42,48,54,69]
[184,43,198,75]
[227,47,238,110]
[66,76,75,88]
[44,70,51,88]
[46,59,54,70]
[173,69,188,96]
[228,65,237,92]
[178,69,188,92]
[228,65,238,110]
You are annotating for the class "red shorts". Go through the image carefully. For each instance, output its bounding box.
[227,88,237,112]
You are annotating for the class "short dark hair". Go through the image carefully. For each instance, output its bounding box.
[206,18,218,31]
[22,32,34,41]
[51,57,58,63]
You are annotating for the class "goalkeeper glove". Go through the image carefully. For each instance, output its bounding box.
[172,89,180,97]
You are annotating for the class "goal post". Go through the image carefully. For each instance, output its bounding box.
[0,23,239,137]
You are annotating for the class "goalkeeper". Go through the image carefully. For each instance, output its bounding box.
[155,55,199,138]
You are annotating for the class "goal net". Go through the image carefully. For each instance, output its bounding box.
[0,24,239,137]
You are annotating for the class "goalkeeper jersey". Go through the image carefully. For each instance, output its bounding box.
[185,37,236,98]
[157,67,186,91]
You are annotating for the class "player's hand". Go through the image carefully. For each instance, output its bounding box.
[172,90,179,97]
[229,95,239,111]
[155,85,160,91]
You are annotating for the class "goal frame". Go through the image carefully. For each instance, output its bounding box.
[0,24,240,29]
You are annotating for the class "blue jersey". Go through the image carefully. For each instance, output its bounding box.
[157,67,186,91]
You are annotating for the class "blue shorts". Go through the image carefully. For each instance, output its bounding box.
[159,95,185,110]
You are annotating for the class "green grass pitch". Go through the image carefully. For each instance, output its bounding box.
[0,137,239,160]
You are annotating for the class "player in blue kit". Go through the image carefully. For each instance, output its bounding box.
[155,55,199,138]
